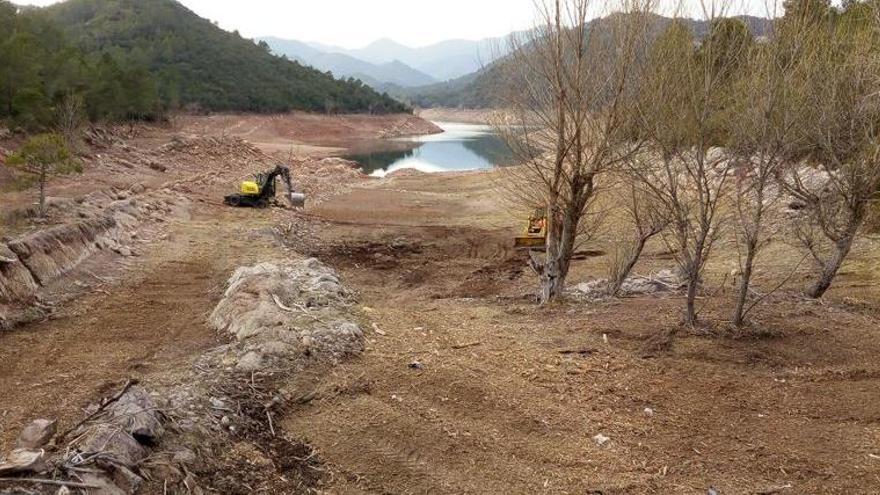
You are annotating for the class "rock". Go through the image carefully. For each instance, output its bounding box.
[409,361,424,370]
[0,448,48,475]
[172,448,197,464]
[593,433,610,446]
[644,407,655,417]
[148,161,167,172]
[77,473,127,495]
[130,183,146,195]
[114,246,133,257]
[237,351,264,371]
[17,418,57,449]
[0,244,39,301]
[107,386,164,444]
[210,260,363,361]
[77,424,148,467]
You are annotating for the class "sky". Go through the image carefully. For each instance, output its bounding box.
[17,0,783,49]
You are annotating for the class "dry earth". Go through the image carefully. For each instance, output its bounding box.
[1,112,879,494]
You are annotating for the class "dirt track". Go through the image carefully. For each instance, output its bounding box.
[1,114,879,494]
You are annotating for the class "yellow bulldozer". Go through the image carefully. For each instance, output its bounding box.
[514,208,547,250]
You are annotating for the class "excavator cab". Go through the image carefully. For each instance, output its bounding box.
[514,208,547,250]
[225,165,306,209]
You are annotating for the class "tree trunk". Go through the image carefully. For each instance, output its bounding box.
[731,247,756,327]
[609,236,649,297]
[685,276,698,326]
[807,235,854,299]
[540,256,563,304]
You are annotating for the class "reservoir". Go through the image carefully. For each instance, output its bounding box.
[344,122,513,177]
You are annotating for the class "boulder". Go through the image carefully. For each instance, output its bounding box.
[0,449,48,476]
[17,418,57,449]
[210,259,364,367]
[0,244,39,302]
[107,386,164,444]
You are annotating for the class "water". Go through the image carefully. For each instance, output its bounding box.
[343,122,513,177]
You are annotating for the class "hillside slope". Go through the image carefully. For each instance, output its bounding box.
[406,14,771,109]
[44,0,408,114]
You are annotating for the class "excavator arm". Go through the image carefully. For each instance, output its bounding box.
[270,166,306,208]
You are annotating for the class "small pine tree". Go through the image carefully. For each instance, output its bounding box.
[6,133,80,218]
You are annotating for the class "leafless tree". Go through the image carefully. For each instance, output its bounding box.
[778,14,880,299]
[493,0,652,304]
[725,18,807,326]
[605,182,668,296]
[626,4,746,327]
[55,93,84,154]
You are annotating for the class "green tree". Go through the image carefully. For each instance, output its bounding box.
[6,134,81,217]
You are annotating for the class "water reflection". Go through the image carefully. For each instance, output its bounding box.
[343,122,513,177]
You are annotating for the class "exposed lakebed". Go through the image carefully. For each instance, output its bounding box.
[344,122,513,177]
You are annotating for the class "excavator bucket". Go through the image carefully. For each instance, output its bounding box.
[289,192,306,209]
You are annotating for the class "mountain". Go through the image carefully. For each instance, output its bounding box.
[259,36,437,89]
[304,35,513,82]
[40,0,408,115]
[404,14,773,109]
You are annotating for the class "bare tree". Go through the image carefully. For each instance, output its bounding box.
[55,92,84,154]
[493,0,652,304]
[627,6,747,327]
[605,182,668,296]
[778,13,880,299]
[725,19,807,326]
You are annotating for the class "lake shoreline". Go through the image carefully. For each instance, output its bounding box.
[341,121,511,177]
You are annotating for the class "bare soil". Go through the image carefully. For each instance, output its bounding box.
[279,173,880,494]
[1,113,879,494]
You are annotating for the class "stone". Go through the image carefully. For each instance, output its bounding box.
[236,351,264,371]
[593,433,610,446]
[76,424,148,467]
[108,386,164,444]
[0,448,48,475]
[17,418,57,449]
[172,448,197,464]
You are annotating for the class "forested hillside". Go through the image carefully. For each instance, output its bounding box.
[405,14,771,108]
[0,0,407,130]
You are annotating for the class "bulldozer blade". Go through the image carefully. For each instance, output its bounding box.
[514,236,546,250]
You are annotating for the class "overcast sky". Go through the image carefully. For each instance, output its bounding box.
[17,0,783,49]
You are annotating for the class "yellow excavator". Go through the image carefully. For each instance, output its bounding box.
[514,208,547,250]
[224,165,306,209]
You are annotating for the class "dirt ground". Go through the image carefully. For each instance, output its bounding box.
[1,113,879,494]
[272,172,880,494]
